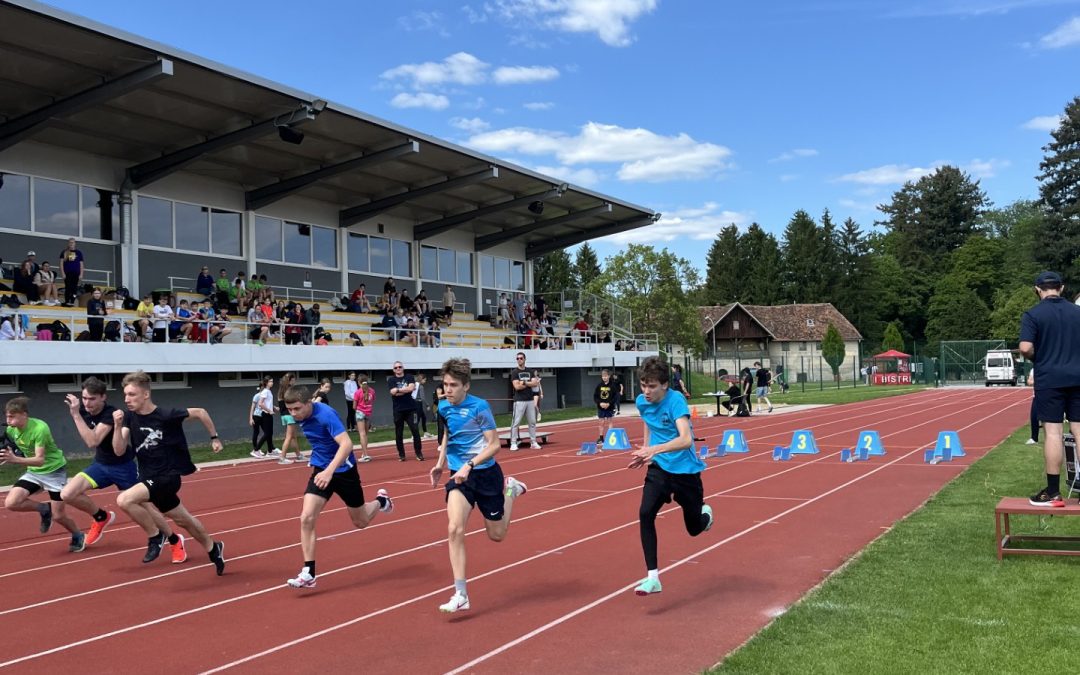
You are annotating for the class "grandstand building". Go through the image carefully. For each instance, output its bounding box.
[0,0,659,448]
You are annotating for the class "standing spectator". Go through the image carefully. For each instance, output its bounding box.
[58,238,84,307]
[311,377,333,405]
[594,368,617,445]
[195,266,214,297]
[387,361,424,462]
[343,372,358,432]
[276,372,305,464]
[775,363,789,393]
[671,364,690,399]
[613,372,624,415]
[151,295,174,343]
[1018,271,1080,506]
[534,294,547,323]
[303,303,322,345]
[513,293,526,328]
[498,293,511,328]
[249,376,277,459]
[753,362,774,413]
[352,377,375,463]
[415,373,434,439]
[739,367,755,414]
[214,268,231,308]
[383,277,397,306]
[434,375,447,445]
[34,262,59,306]
[85,288,108,342]
[509,352,541,451]
[442,285,456,326]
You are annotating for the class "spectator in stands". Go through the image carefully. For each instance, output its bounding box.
[399,290,414,312]
[583,309,595,327]
[58,238,84,307]
[498,293,511,329]
[229,278,246,315]
[214,268,231,308]
[24,251,40,279]
[133,293,153,341]
[284,303,305,345]
[442,285,456,327]
[170,299,196,342]
[33,261,59,306]
[86,288,108,342]
[572,315,590,342]
[377,310,397,341]
[0,313,25,340]
[426,318,442,348]
[514,293,526,327]
[303,303,322,345]
[13,259,40,304]
[195,266,214,297]
[210,307,232,344]
[400,316,420,347]
[534,294,547,321]
[246,274,263,302]
[247,303,270,345]
[414,290,430,318]
[150,294,173,343]
[348,284,372,313]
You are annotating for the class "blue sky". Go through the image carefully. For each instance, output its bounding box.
[40,0,1080,272]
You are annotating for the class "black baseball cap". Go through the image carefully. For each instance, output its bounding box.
[1035,271,1063,286]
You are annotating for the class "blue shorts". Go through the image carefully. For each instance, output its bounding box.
[1034,386,1080,424]
[78,461,139,491]
[755,386,769,397]
[598,407,615,419]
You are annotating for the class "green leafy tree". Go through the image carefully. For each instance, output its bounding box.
[820,322,846,380]
[881,322,905,353]
[781,209,827,302]
[1036,96,1080,286]
[532,249,574,298]
[573,243,602,289]
[979,200,1043,282]
[816,209,841,304]
[989,284,1039,341]
[704,225,742,304]
[737,223,782,305]
[925,274,991,350]
[588,244,705,356]
[946,233,1009,308]
[833,217,872,334]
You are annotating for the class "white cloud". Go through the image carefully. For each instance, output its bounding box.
[449,116,490,132]
[598,202,752,245]
[889,1,1077,18]
[477,0,658,46]
[837,158,1010,185]
[769,148,819,163]
[398,10,450,37]
[964,158,1010,178]
[1022,115,1064,131]
[838,198,883,213]
[466,121,732,182]
[493,65,560,84]
[381,52,489,88]
[390,92,450,110]
[524,101,555,110]
[779,174,799,182]
[533,164,603,187]
[1040,16,1080,48]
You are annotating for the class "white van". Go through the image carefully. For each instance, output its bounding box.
[984,350,1016,386]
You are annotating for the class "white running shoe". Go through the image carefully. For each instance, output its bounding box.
[270,448,282,456]
[250,450,267,459]
[358,454,373,463]
[504,477,528,499]
[509,443,519,452]
[1025,438,1038,445]
[377,488,394,513]
[287,567,316,588]
[530,442,542,450]
[439,592,470,613]
[277,458,294,465]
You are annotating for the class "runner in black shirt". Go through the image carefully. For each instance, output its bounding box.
[113,370,226,574]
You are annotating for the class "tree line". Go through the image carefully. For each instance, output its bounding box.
[534,96,1080,355]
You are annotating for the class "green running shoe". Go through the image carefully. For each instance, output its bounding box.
[634,577,662,596]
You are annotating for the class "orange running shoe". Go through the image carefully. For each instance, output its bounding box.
[170,533,188,564]
[85,511,116,546]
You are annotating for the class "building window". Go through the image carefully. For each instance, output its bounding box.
[139,196,242,256]
[369,236,390,275]
[0,173,31,231]
[806,318,815,328]
[392,239,411,277]
[0,374,19,394]
[781,342,790,352]
[347,233,369,272]
[421,245,472,284]
[349,234,409,276]
[82,187,118,241]
[480,254,524,292]
[312,226,337,268]
[261,218,337,268]
[46,373,112,393]
[34,178,79,236]
[174,202,209,252]
[211,209,242,257]
[799,341,807,351]
[255,215,282,261]
[0,173,117,240]
[138,196,173,247]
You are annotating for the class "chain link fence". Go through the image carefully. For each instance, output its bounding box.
[938,340,1012,386]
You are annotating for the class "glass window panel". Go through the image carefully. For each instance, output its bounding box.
[369,237,390,275]
[496,257,510,290]
[347,233,368,272]
[456,251,472,285]
[174,202,209,252]
[392,240,411,277]
[480,254,494,287]
[211,209,241,257]
[420,245,438,280]
[138,196,172,247]
[283,221,310,265]
[34,178,79,236]
[438,248,455,283]
[512,261,524,291]
[80,187,117,241]
[255,216,282,261]
[0,173,30,231]
[311,226,337,268]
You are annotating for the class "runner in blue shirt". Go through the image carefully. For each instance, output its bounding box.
[282,385,394,589]
[430,358,527,614]
[628,356,713,596]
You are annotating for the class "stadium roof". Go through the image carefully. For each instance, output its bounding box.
[0,0,658,259]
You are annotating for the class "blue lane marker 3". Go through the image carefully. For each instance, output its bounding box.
[720,429,750,453]
[856,430,885,456]
[932,431,964,458]
[602,428,631,451]
[789,429,820,455]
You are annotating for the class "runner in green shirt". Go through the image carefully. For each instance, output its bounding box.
[2,397,87,551]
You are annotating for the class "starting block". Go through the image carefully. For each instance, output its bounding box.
[925,447,952,464]
[932,431,965,458]
[856,430,886,457]
[720,429,750,453]
[772,446,792,461]
[699,444,711,459]
[577,441,599,456]
[789,429,820,455]
[840,447,871,463]
[602,428,631,451]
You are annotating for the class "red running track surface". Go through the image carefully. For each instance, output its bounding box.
[0,387,1031,674]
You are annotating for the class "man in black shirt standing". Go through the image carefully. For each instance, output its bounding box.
[1019,271,1080,506]
[387,361,424,462]
[60,377,182,555]
[509,352,541,451]
[112,370,226,574]
[594,369,616,445]
[753,361,774,413]
[86,288,108,342]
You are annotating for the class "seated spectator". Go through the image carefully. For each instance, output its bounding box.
[583,309,595,326]
[399,290,415,312]
[573,315,590,341]
[247,304,270,345]
[0,313,25,341]
[400,317,420,347]
[33,262,59,306]
[303,303,321,345]
[169,299,195,342]
[376,310,397,340]
[13,260,40,304]
[349,284,372,313]
[258,274,274,303]
[383,276,396,301]
[86,288,108,341]
[214,268,231,307]
[284,303,305,345]
[151,295,174,342]
[246,273,263,300]
[414,290,430,317]
[195,265,215,297]
[229,278,246,315]
[426,318,441,348]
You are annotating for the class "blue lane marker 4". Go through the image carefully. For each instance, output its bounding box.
[602,428,631,451]
[789,429,820,455]
[932,431,964,458]
[772,446,792,461]
[856,430,886,456]
[720,429,749,453]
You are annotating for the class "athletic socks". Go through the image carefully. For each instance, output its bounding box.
[93,509,109,523]
[305,561,316,577]
[647,569,659,582]
[1048,473,1061,496]
[454,579,468,596]
[376,495,389,510]
[167,533,180,545]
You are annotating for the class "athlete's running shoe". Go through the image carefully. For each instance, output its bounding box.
[170,533,188,563]
[38,503,52,534]
[69,532,86,553]
[439,592,470,613]
[85,510,116,546]
[209,540,226,576]
[634,578,662,595]
[377,488,394,513]
[701,504,714,532]
[358,455,372,463]
[504,477,528,499]
[530,441,542,450]
[277,458,294,465]
[287,567,316,588]
[143,531,166,563]
[250,450,267,459]
[508,443,519,452]
[1029,489,1065,507]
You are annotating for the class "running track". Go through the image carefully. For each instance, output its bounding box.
[0,387,1031,674]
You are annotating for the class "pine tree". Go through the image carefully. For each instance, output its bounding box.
[573,243,602,289]
[1036,96,1080,286]
[821,323,846,380]
[881,322,905,353]
[816,209,841,305]
[780,210,824,302]
[833,217,871,334]
[737,223,782,305]
[704,225,742,305]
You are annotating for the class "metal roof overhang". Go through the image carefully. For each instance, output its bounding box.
[0,0,657,258]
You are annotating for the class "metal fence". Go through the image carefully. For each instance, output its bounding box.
[939,340,1010,386]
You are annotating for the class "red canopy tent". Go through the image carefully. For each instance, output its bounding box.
[869,350,912,385]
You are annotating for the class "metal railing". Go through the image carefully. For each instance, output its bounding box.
[2,263,112,290]
[536,288,632,335]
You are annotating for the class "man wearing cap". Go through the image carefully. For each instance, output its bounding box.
[59,238,84,307]
[24,251,39,279]
[1019,271,1080,507]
